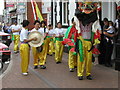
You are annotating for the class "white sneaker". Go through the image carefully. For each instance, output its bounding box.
[14,51,17,54]
[5,61,10,64]
[69,68,74,72]
[22,73,28,76]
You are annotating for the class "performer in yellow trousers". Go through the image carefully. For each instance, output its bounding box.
[32,20,48,69]
[64,18,77,72]
[11,20,21,53]
[77,39,92,77]
[20,20,37,76]
[46,24,55,56]
[54,22,64,64]
[32,40,47,69]
[76,21,100,80]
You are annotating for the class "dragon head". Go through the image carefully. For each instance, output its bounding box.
[78,0,98,14]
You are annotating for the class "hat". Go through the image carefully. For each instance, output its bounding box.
[28,31,44,47]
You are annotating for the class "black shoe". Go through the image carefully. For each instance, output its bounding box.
[56,61,61,64]
[78,76,83,80]
[86,75,93,80]
[34,66,38,69]
[40,65,46,69]
[17,51,19,53]
[74,66,77,69]
[105,63,110,67]
[69,68,74,72]
[109,63,113,67]
[110,64,112,67]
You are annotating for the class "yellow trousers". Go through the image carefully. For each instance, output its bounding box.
[45,38,50,54]
[46,37,55,55]
[77,40,92,77]
[14,35,20,51]
[20,44,29,73]
[32,40,47,66]
[55,41,63,62]
[45,37,55,55]
[68,51,77,69]
[48,40,55,55]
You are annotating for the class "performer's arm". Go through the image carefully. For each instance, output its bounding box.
[12,29,21,33]
[24,37,37,43]
[23,30,37,43]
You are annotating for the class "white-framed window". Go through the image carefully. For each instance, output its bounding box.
[62,1,68,26]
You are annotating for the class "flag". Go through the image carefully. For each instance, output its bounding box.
[31,0,43,21]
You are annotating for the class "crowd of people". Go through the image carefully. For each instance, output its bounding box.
[1,14,119,80]
[98,15,120,67]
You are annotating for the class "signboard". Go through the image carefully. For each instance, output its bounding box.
[42,2,51,13]
[17,3,25,6]
[6,4,14,7]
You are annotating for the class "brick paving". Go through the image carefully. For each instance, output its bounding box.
[1,43,119,88]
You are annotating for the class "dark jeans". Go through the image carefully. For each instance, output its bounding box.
[104,39,113,65]
[98,37,106,64]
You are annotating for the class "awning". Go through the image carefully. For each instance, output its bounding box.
[9,9,17,13]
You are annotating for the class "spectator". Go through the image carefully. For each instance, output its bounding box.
[114,15,120,41]
[3,23,11,33]
[103,21,115,67]
[98,18,109,65]
[10,20,21,53]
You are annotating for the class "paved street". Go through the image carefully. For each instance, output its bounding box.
[1,42,119,89]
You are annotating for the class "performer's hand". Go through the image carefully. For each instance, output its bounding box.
[32,37,37,41]
[93,39,100,46]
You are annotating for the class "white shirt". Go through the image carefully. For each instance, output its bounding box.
[31,28,46,36]
[107,26,115,34]
[10,25,21,35]
[20,27,29,42]
[31,28,39,32]
[38,27,48,36]
[80,23,93,39]
[48,29,55,36]
[54,28,64,36]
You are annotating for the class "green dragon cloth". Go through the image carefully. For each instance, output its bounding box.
[78,40,84,62]
[11,34,14,41]
[64,25,72,51]
[64,26,72,38]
